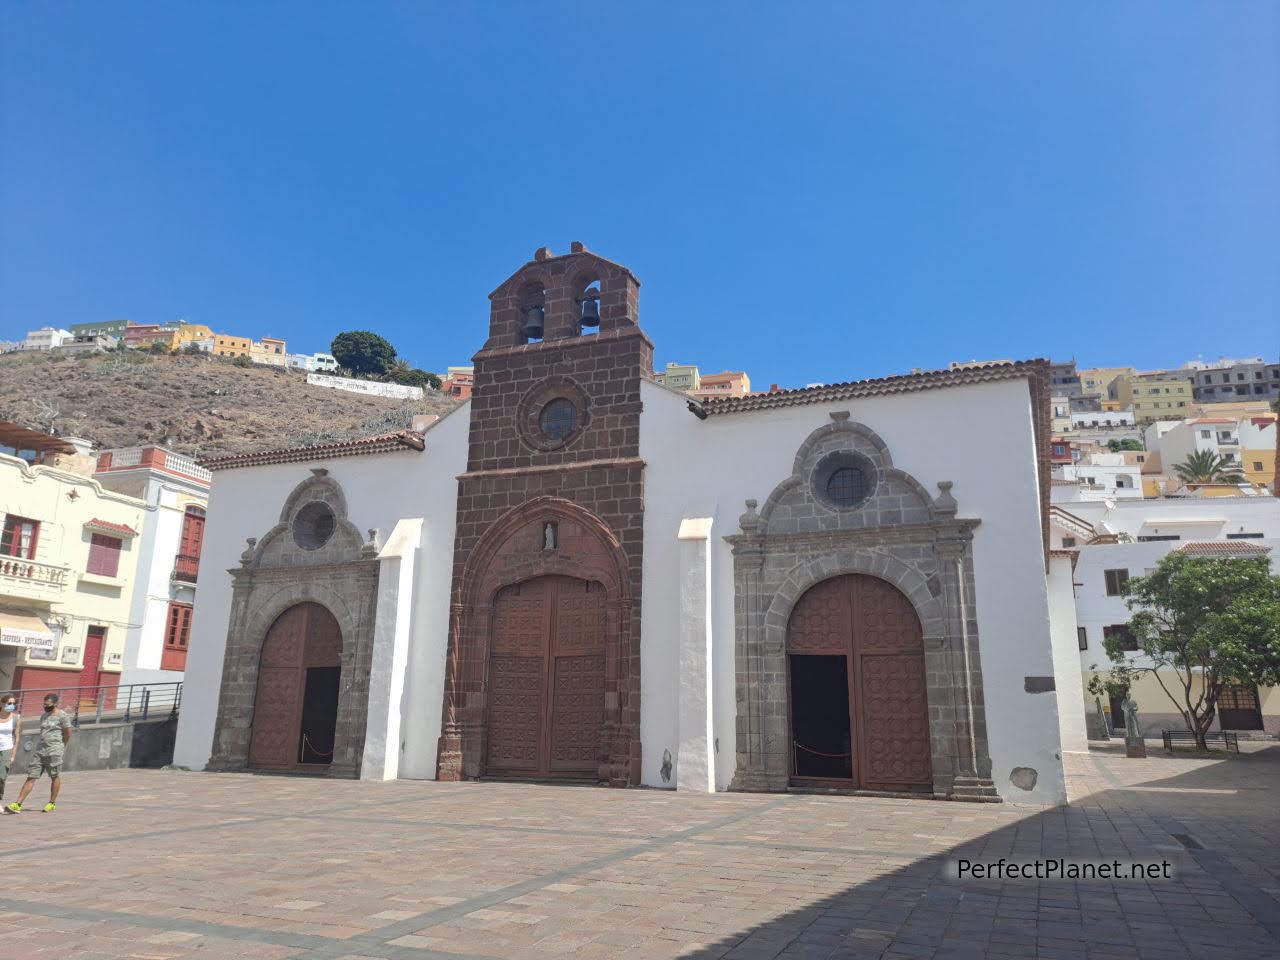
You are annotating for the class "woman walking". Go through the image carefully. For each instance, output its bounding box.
[0,694,20,803]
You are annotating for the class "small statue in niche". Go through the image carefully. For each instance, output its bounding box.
[543,522,557,551]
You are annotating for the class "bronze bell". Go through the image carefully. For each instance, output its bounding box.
[521,304,544,340]
[578,295,600,327]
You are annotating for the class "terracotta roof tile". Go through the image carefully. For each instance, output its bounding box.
[1174,540,1271,556]
[200,430,426,472]
[85,518,138,538]
[696,359,1049,416]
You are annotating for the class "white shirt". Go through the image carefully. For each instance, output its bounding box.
[0,713,16,752]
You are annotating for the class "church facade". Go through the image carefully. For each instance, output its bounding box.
[173,245,1068,804]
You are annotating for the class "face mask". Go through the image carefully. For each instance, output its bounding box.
[44,704,55,713]
[3,704,14,712]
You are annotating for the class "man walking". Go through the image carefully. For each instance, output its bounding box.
[5,693,72,814]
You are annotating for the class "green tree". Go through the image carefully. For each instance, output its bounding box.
[386,363,441,390]
[1106,438,1144,453]
[1102,552,1280,749]
[331,331,396,376]
[1172,449,1245,485]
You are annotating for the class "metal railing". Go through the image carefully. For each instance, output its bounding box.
[1,682,182,727]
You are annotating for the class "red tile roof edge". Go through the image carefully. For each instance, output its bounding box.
[697,359,1050,415]
[85,518,139,537]
[199,430,426,472]
[1174,540,1271,556]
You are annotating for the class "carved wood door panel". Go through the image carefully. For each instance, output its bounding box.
[786,574,931,790]
[249,603,342,771]
[487,578,552,774]
[486,576,605,778]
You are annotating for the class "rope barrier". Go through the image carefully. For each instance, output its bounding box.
[793,741,851,759]
[301,734,334,760]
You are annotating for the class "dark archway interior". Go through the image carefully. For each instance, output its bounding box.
[789,654,852,779]
[299,666,340,764]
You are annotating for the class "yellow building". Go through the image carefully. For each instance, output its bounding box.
[1241,414,1277,491]
[211,334,252,358]
[1079,366,1135,401]
[174,323,213,348]
[1111,372,1193,424]
[0,424,144,700]
[1188,399,1275,419]
[249,336,288,367]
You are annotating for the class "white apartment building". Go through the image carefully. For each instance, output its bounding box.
[92,447,211,686]
[21,327,73,351]
[1052,453,1143,501]
[1049,497,1280,741]
[1146,417,1242,467]
[1070,409,1135,430]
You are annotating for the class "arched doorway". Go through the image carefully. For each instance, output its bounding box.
[485,575,606,779]
[786,574,932,791]
[249,602,342,771]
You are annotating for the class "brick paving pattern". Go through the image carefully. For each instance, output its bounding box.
[1,743,1278,959]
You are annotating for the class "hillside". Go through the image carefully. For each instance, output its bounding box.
[0,350,460,459]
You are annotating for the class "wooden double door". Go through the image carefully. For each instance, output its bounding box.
[486,576,606,779]
[787,574,932,791]
[249,602,342,771]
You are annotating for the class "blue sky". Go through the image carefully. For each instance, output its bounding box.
[2,3,1276,386]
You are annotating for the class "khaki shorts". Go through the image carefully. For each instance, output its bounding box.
[27,753,61,779]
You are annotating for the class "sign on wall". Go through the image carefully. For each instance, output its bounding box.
[305,373,425,401]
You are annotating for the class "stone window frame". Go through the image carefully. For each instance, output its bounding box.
[207,469,381,779]
[725,413,999,801]
[515,376,592,453]
[812,449,877,511]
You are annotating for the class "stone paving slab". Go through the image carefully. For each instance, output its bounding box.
[1,744,1278,958]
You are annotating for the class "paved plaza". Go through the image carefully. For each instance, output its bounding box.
[1,745,1278,960]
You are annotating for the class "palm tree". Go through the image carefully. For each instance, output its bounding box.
[385,358,413,383]
[1173,449,1245,485]
[1272,397,1280,497]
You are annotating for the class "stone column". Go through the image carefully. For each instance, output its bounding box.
[676,517,715,792]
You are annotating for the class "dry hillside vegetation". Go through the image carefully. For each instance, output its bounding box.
[0,350,459,459]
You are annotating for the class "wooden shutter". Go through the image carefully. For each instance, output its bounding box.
[161,602,193,671]
[87,534,122,577]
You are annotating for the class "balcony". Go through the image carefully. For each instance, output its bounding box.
[0,556,69,600]
[172,553,200,584]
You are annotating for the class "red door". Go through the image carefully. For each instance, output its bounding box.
[80,627,106,697]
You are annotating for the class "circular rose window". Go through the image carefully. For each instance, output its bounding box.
[813,452,876,510]
[539,398,578,441]
[292,501,336,550]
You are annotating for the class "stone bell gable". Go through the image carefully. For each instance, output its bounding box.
[438,243,650,786]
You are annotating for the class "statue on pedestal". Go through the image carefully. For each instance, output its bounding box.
[1123,693,1146,758]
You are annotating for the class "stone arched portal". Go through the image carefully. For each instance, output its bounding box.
[728,413,998,801]
[437,496,638,785]
[786,574,931,790]
[248,602,343,770]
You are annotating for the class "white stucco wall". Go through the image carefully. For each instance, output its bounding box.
[638,377,1067,805]
[171,406,469,772]
[1047,556,1088,752]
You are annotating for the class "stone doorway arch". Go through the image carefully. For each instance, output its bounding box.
[248,602,343,771]
[437,496,638,785]
[786,574,931,791]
